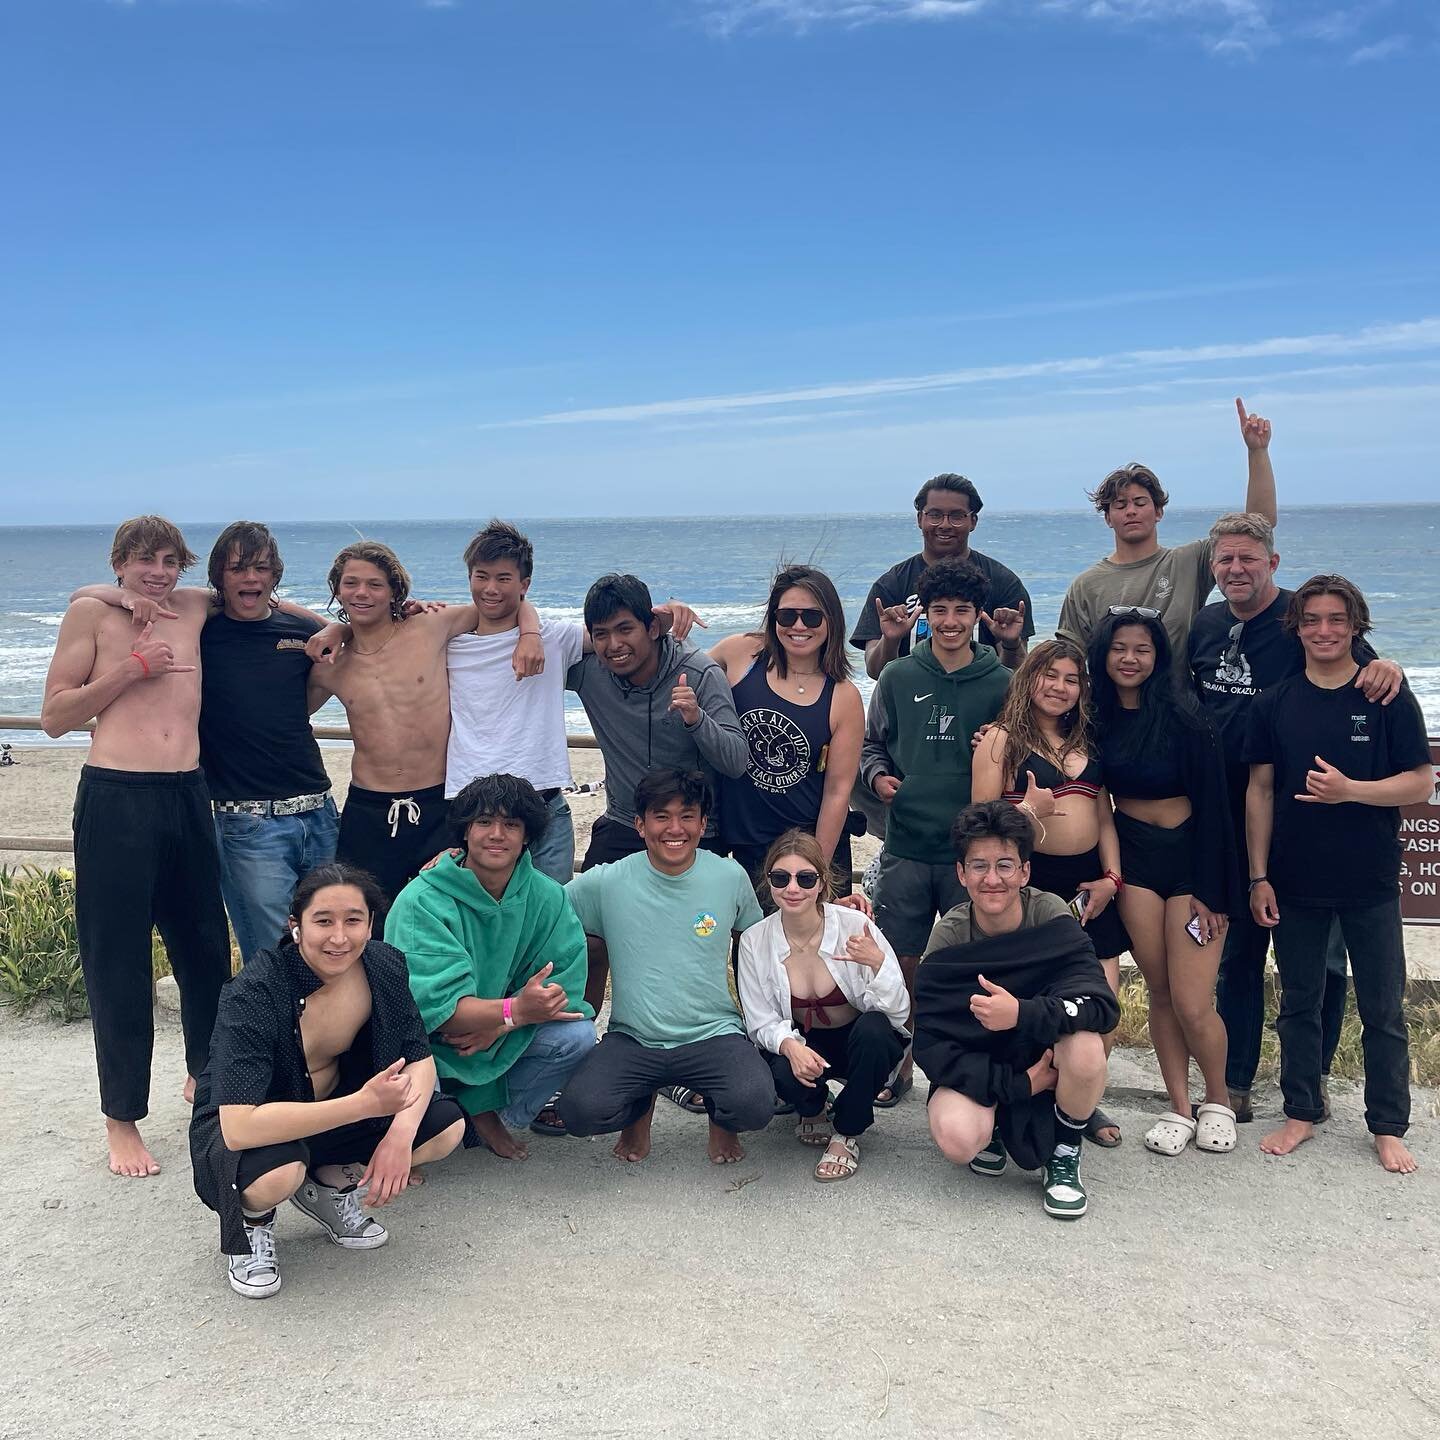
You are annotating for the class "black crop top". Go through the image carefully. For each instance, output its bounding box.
[1096,705,1242,915]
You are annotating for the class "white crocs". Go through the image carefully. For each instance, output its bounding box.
[1195,1102,1239,1153]
[1143,1111,1197,1157]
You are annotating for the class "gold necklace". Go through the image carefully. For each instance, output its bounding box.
[788,668,823,696]
[352,622,401,657]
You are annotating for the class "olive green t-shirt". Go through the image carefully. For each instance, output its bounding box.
[1056,537,1213,657]
[922,886,1071,957]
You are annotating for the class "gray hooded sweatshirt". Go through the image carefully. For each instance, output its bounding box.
[566,636,748,833]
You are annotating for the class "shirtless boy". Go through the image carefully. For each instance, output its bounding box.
[42,516,232,1178]
[305,541,545,918]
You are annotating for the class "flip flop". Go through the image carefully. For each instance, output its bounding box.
[659,1084,708,1116]
[873,1073,913,1110]
[528,1105,568,1137]
[1084,1107,1122,1148]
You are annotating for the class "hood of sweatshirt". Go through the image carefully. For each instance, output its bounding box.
[412,849,536,917]
[909,637,1004,684]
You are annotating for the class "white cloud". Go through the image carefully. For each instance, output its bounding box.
[1349,33,1408,62]
[701,0,1412,59]
[483,316,1440,428]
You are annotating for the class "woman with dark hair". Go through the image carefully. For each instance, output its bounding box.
[1088,610,1241,1158]
[737,830,910,1182]
[190,862,466,1299]
[709,564,865,887]
[970,638,1127,1145]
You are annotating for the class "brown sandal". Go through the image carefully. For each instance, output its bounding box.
[795,1116,833,1147]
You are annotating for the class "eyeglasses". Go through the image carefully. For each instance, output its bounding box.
[767,868,821,890]
[921,508,971,527]
[1108,605,1161,619]
[775,607,824,629]
[962,858,1022,879]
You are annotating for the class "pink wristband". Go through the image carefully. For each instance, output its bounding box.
[130,651,150,678]
[502,996,515,1028]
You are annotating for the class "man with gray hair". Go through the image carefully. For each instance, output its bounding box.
[1187,512,1403,1121]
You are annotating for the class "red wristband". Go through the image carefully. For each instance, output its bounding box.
[1103,869,1123,891]
[129,651,150,678]
[502,996,515,1028]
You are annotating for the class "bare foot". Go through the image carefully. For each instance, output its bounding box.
[471,1111,529,1161]
[1260,1119,1314,1156]
[1375,1136,1418,1174]
[707,1122,744,1165]
[613,1104,654,1164]
[106,1120,161,1178]
[182,1074,196,1105]
[406,1167,427,1189]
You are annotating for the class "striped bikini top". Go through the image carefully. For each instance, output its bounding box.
[1002,748,1103,804]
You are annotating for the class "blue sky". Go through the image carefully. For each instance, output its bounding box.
[3,0,1437,522]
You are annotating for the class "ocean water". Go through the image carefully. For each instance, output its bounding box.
[2,506,1437,742]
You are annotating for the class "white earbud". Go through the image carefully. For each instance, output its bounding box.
[291,927,301,942]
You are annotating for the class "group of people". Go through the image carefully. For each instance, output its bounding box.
[38,397,1433,1301]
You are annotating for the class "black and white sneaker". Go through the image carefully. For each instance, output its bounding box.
[228,1215,281,1298]
[289,1177,388,1249]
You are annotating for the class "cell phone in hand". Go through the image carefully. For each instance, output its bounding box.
[1185,914,1209,946]
[1068,890,1090,923]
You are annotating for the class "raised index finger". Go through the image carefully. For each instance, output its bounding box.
[1235,396,1248,424]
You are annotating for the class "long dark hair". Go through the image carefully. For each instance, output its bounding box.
[282,863,386,947]
[1087,611,1203,760]
[760,564,851,682]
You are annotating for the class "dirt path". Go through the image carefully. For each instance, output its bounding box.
[3,1006,1437,1439]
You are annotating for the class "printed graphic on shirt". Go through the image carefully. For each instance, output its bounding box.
[903,593,932,643]
[1155,574,1173,602]
[924,705,958,741]
[1352,714,1371,741]
[692,912,718,938]
[1214,647,1253,688]
[275,638,308,652]
[739,707,811,793]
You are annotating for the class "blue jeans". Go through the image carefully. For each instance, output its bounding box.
[498,1018,597,1129]
[213,799,340,965]
[527,794,576,885]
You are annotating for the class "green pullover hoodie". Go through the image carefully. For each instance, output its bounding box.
[859,639,1011,862]
[385,851,593,1114]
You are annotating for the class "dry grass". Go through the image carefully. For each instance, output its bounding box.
[1116,970,1440,1089]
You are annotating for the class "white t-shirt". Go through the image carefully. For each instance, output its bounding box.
[445,618,586,797]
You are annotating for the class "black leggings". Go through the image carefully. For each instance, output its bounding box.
[766,1012,907,1138]
[73,766,231,1121]
[234,1092,465,1193]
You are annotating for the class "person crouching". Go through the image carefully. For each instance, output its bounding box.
[915,802,1118,1220]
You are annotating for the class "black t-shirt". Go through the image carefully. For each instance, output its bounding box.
[1243,674,1430,907]
[849,549,1035,657]
[199,609,330,801]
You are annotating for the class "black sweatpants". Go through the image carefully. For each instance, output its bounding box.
[1273,897,1410,1136]
[765,1010,906,1138]
[336,782,449,926]
[73,766,231,1121]
[557,1031,775,1136]
[234,1092,465,1193]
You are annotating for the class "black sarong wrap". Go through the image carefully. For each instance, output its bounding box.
[913,914,1120,1170]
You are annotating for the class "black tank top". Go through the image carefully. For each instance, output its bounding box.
[720,660,835,847]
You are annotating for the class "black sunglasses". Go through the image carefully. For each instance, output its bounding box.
[1108,605,1161,619]
[775,607,824,629]
[767,867,820,890]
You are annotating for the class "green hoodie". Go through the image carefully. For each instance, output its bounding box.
[859,639,1011,862]
[385,850,593,1114]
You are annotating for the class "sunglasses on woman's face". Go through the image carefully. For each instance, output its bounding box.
[768,868,820,890]
[775,607,824,629]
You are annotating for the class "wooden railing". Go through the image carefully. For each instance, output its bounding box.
[0,715,598,853]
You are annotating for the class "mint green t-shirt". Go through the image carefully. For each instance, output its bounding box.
[565,850,763,1049]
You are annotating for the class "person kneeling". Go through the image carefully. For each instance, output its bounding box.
[914,802,1118,1220]
[385,774,597,1160]
[738,829,910,1182]
[190,863,465,1298]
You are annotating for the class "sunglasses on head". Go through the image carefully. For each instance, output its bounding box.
[1108,605,1161,619]
[767,867,821,890]
[775,607,824,629]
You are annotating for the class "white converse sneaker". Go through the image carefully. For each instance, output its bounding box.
[289,1177,389,1249]
[229,1216,281,1298]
